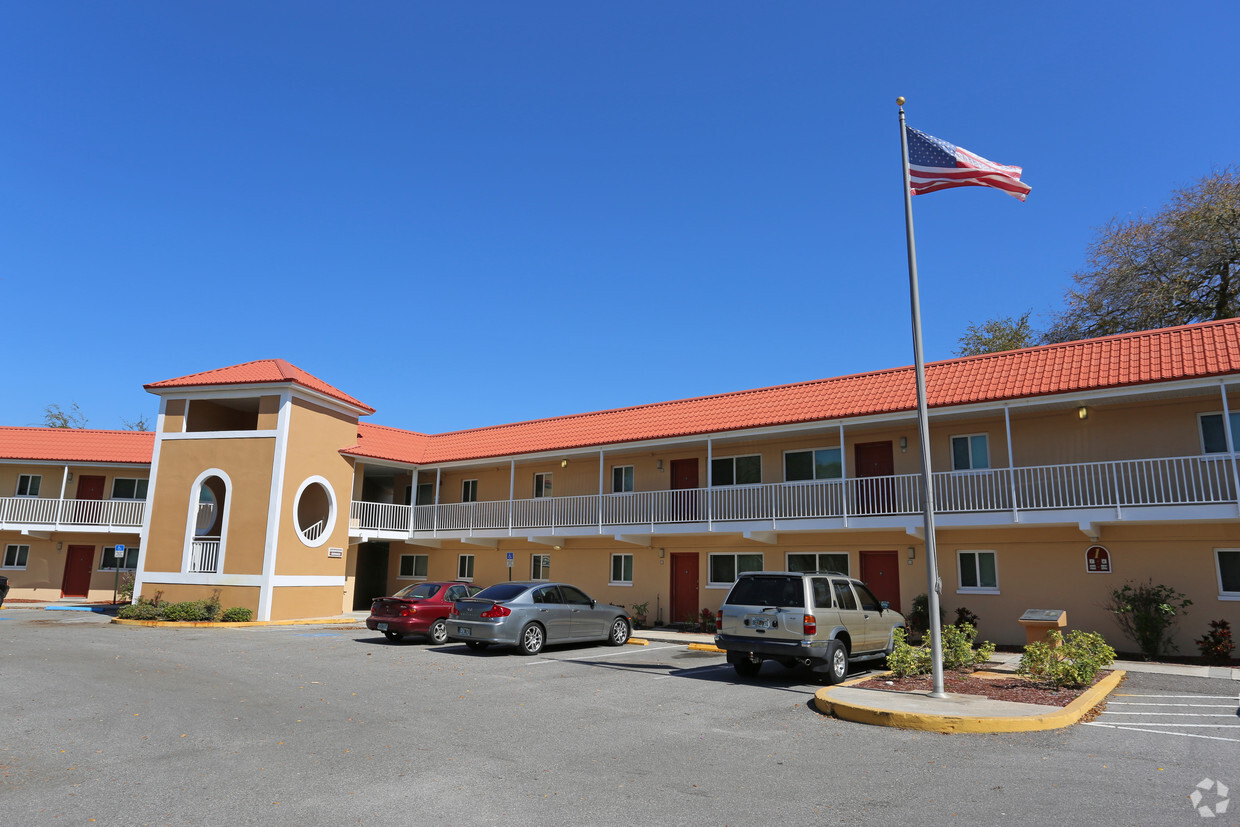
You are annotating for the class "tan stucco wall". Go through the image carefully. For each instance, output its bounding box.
[0,464,148,500]
[271,585,346,620]
[162,399,187,433]
[142,437,276,575]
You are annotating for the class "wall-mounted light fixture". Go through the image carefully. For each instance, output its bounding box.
[553,545,561,551]
[561,459,568,467]
[900,436,908,453]
[67,472,74,483]
[1077,406,1089,420]
[907,546,916,565]
[656,460,664,472]
[659,547,666,558]
[57,542,63,552]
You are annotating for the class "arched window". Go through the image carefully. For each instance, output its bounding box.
[185,471,230,574]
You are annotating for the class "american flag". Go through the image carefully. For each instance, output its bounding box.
[906,127,1031,201]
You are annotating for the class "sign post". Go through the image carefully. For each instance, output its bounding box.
[112,545,126,604]
[506,551,514,581]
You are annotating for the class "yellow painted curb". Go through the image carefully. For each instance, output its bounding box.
[112,617,364,629]
[627,638,650,646]
[813,670,1127,733]
[688,643,724,653]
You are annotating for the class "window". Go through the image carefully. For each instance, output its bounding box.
[784,448,842,482]
[610,553,633,585]
[100,546,139,571]
[958,550,998,592]
[457,554,475,581]
[461,480,479,503]
[534,472,553,498]
[293,477,336,546]
[1200,412,1240,453]
[111,478,149,500]
[1217,550,1240,597]
[399,554,429,579]
[16,474,40,497]
[531,554,551,580]
[415,483,435,506]
[951,435,990,470]
[711,455,761,486]
[3,544,30,569]
[832,580,858,610]
[708,552,763,586]
[612,465,634,493]
[787,552,849,575]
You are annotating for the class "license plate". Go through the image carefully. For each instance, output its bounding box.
[377,622,388,631]
[750,616,774,629]
[457,627,471,637]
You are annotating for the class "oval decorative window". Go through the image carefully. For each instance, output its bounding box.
[294,477,336,547]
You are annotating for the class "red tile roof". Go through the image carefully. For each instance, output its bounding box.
[0,427,154,464]
[145,359,374,414]
[345,318,1240,465]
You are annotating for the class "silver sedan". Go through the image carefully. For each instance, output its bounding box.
[447,581,631,655]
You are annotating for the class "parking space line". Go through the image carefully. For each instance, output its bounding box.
[1082,722,1240,743]
[526,644,682,665]
[1113,694,1238,700]
[1099,712,1236,717]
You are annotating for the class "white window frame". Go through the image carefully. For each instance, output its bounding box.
[534,472,553,498]
[398,553,429,580]
[531,553,551,580]
[782,447,843,482]
[1199,411,1240,454]
[950,434,990,471]
[292,475,337,548]
[707,552,764,588]
[15,474,41,497]
[611,465,634,493]
[110,478,149,500]
[457,554,475,581]
[957,550,999,594]
[711,455,762,487]
[785,551,849,575]
[99,545,139,571]
[610,553,634,585]
[1215,548,1240,600]
[461,479,479,503]
[3,543,30,570]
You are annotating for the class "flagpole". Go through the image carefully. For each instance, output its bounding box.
[897,96,946,698]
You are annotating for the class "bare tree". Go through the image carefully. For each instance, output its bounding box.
[43,402,88,429]
[121,415,152,432]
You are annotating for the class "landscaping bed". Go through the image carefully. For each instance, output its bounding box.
[852,669,1115,707]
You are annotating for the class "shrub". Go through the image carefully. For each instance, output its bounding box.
[885,624,996,677]
[1107,579,1192,658]
[1196,619,1235,664]
[906,593,946,642]
[159,600,215,622]
[118,600,161,620]
[221,606,254,623]
[954,606,979,629]
[117,573,136,603]
[886,627,931,677]
[1018,629,1116,688]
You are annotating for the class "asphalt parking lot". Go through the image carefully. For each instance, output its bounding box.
[2,609,1238,825]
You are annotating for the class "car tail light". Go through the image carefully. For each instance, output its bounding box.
[803,614,817,635]
[400,606,415,617]
[480,604,511,619]
[450,605,460,617]
[716,609,723,630]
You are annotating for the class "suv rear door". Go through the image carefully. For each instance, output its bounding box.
[720,574,807,642]
[829,578,870,650]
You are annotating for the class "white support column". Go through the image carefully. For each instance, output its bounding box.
[1003,406,1018,523]
[56,465,69,527]
[257,390,293,622]
[408,467,419,538]
[432,468,441,535]
[508,460,515,535]
[839,424,848,527]
[706,437,714,531]
[133,396,168,603]
[1221,382,1240,517]
[597,449,604,534]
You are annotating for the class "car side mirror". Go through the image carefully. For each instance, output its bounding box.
[591,599,597,608]
[880,600,890,612]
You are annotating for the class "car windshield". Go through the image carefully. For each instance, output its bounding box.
[725,575,805,608]
[392,583,439,599]
[472,583,530,602]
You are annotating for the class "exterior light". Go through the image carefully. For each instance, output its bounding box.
[1077,406,1088,420]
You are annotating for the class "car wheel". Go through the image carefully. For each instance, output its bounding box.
[605,617,630,646]
[383,630,403,643]
[429,618,448,645]
[825,640,849,685]
[518,623,545,656]
[464,640,489,651]
[729,651,762,678]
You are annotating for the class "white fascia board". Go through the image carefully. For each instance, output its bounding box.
[0,459,152,468]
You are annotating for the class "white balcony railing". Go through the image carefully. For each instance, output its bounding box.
[349,454,1240,537]
[189,539,220,573]
[0,497,147,529]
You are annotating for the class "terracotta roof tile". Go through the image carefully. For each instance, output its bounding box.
[0,427,154,464]
[344,319,1240,466]
[145,359,373,413]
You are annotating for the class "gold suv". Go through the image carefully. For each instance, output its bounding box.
[715,571,906,683]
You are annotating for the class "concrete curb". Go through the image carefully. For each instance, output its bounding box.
[627,638,650,646]
[688,643,725,653]
[813,669,1127,733]
[112,617,365,629]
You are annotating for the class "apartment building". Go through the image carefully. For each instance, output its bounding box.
[4,320,1240,651]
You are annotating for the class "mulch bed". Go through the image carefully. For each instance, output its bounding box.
[851,669,1113,707]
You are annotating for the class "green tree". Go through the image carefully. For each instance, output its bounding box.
[955,310,1038,356]
[1044,167,1240,342]
[42,402,87,429]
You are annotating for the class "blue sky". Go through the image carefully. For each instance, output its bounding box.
[2,2,1236,434]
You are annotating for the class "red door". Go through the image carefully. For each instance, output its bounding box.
[670,553,699,627]
[860,550,901,612]
[670,459,698,521]
[853,442,894,515]
[62,545,95,597]
[71,475,107,524]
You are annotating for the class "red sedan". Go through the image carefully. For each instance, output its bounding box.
[367,581,482,643]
